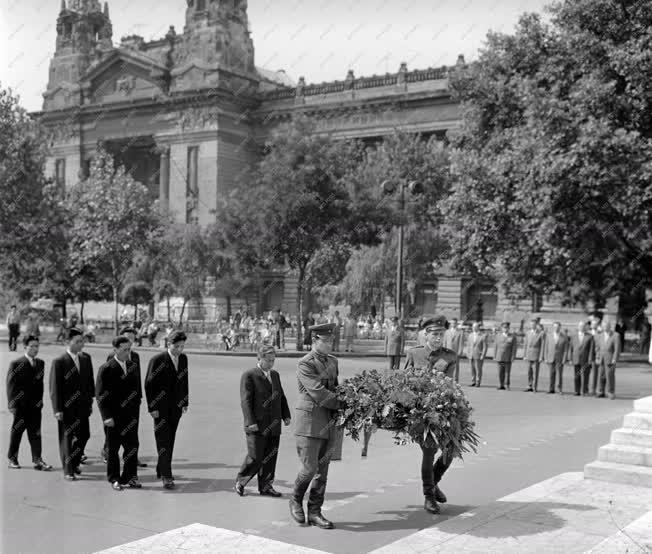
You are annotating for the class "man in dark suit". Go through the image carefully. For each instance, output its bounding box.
[494,321,517,390]
[6,335,52,470]
[384,317,404,370]
[145,330,189,489]
[96,336,143,491]
[568,321,595,396]
[544,321,569,394]
[235,344,291,497]
[596,320,621,399]
[290,323,342,530]
[102,327,146,468]
[49,327,94,480]
[523,319,545,392]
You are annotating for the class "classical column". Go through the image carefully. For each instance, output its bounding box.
[158,145,170,210]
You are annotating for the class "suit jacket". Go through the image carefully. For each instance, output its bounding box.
[596,332,620,365]
[240,367,291,437]
[294,351,340,439]
[494,333,517,362]
[49,352,94,419]
[543,332,569,364]
[96,358,141,423]
[106,351,142,400]
[466,332,488,360]
[523,330,545,362]
[568,333,595,366]
[145,351,189,417]
[443,329,464,355]
[384,326,404,356]
[7,355,44,412]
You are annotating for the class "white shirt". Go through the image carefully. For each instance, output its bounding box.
[258,364,272,383]
[66,349,80,370]
[114,356,127,375]
[25,354,36,366]
[578,332,585,342]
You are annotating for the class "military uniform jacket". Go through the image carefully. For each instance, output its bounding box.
[7,355,44,412]
[494,333,517,362]
[404,345,457,377]
[294,351,340,440]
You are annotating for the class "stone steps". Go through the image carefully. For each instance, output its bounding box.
[584,460,652,488]
[611,428,652,448]
[598,443,652,466]
[623,412,652,431]
[634,396,652,414]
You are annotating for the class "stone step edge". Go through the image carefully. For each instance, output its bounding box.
[584,460,652,487]
[599,443,652,454]
[633,397,652,414]
[583,509,652,553]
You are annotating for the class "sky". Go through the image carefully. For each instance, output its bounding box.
[1,0,552,112]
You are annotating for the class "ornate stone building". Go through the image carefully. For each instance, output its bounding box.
[38,0,612,325]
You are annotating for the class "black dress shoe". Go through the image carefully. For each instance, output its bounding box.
[64,474,77,481]
[79,455,88,465]
[163,478,175,490]
[289,499,305,524]
[424,497,440,514]
[574,392,581,396]
[124,478,142,488]
[73,466,82,475]
[434,485,447,503]
[33,459,52,471]
[8,459,20,469]
[497,386,505,390]
[470,382,476,387]
[525,387,533,392]
[111,481,123,491]
[137,461,148,468]
[548,390,555,394]
[307,512,334,529]
[234,482,247,496]
[597,393,606,398]
[259,487,282,497]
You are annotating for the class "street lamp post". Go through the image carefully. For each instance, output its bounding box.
[381,179,423,320]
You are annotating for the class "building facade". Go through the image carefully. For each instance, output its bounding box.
[36,0,624,326]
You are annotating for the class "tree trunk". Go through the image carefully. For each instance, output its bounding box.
[296,264,306,351]
[226,295,232,320]
[166,296,171,322]
[178,298,188,326]
[113,285,119,333]
[61,296,67,319]
[80,300,85,325]
[133,303,138,321]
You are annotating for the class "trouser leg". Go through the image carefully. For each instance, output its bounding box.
[258,435,280,491]
[106,425,121,483]
[505,362,512,388]
[306,437,333,513]
[574,364,582,394]
[74,415,90,467]
[58,418,77,475]
[528,361,534,388]
[548,363,556,392]
[8,412,26,460]
[154,416,173,479]
[557,362,563,391]
[498,362,505,387]
[236,433,265,487]
[119,421,139,483]
[591,362,599,394]
[606,364,616,395]
[420,444,437,497]
[25,409,42,461]
[471,359,477,383]
[293,436,326,504]
[598,361,607,395]
[477,359,483,385]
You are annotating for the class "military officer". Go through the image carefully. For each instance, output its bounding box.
[290,323,342,530]
[404,316,457,378]
[404,315,457,514]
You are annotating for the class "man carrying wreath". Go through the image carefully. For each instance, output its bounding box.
[404,315,457,514]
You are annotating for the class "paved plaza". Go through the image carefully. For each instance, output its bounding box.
[1,343,651,554]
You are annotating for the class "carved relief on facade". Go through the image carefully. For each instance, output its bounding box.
[178,107,218,131]
[115,75,135,95]
[45,120,80,145]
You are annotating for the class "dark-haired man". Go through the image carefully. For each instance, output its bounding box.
[102,327,146,467]
[49,328,94,480]
[145,330,189,489]
[6,305,20,351]
[6,335,52,470]
[96,336,142,491]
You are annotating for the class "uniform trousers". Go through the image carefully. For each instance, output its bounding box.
[293,435,334,513]
[470,358,483,385]
[8,408,42,461]
[236,433,280,491]
[106,418,139,484]
[598,361,616,395]
[527,360,540,390]
[420,444,453,497]
[153,411,181,479]
[497,361,512,388]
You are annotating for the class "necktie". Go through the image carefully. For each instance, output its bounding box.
[73,356,79,372]
[172,356,179,372]
[29,358,35,368]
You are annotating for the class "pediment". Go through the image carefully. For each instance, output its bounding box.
[82,49,169,104]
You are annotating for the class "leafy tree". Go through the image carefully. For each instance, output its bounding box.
[226,115,389,349]
[153,278,176,322]
[444,1,652,307]
[68,147,163,331]
[121,281,153,320]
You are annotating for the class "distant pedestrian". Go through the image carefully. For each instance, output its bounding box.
[343,314,356,352]
[466,322,487,387]
[384,317,404,369]
[523,319,545,392]
[568,321,595,396]
[330,311,342,352]
[494,322,517,390]
[443,318,464,383]
[544,322,569,394]
[596,320,620,399]
[6,305,20,352]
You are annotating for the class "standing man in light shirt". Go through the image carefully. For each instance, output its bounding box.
[568,321,595,396]
[523,319,545,392]
[145,330,189,490]
[6,304,20,351]
[596,320,621,399]
[544,322,570,394]
[443,318,464,383]
[49,328,94,480]
[588,317,602,395]
[466,322,487,387]
[96,336,142,491]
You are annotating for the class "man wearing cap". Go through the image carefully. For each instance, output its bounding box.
[235,345,291,497]
[145,330,189,490]
[290,323,342,530]
[404,316,457,378]
[494,322,517,390]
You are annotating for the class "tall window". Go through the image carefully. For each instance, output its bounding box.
[186,146,199,224]
[55,158,66,189]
